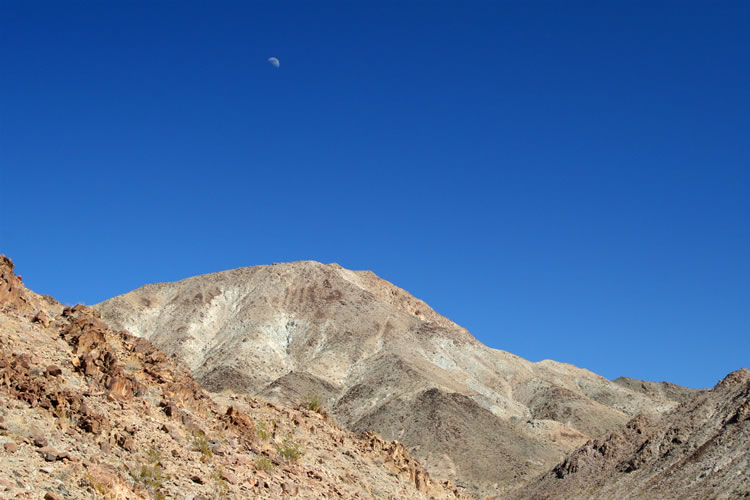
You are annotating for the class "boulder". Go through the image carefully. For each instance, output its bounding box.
[34,311,51,327]
[46,365,62,377]
[37,446,69,462]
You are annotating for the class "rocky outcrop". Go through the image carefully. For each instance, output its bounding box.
[0,255,51,317]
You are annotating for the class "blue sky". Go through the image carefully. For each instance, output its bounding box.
[2,1,748,389]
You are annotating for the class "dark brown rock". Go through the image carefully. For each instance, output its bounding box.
[224,406,255,443]
[46,365,62,377]
[162,400,179,417]
[17,353,32,369]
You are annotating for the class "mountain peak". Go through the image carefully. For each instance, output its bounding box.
[95,260,695,497]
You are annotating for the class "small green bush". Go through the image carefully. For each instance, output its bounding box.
[304,393,322,412]
[275,438,303,462]
[84,473,115,500]
[255,420,271,440]
[129,461,168,500]
[210,468,230,498]
[146,447,162,463]
[254,455,275,471]
[192,432,214,461]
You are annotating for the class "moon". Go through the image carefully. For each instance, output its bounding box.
[268,57,280,68]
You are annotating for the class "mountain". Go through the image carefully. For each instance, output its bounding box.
[518,368,750,499]
[96,260,694,497]
[0,255,464,499]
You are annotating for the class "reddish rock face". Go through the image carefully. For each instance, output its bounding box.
[0,255,50,317]
[223,406,255,443]
[107,374,140,400]
[0,256,23,309]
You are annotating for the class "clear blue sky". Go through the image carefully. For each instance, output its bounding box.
[2,2,748,389]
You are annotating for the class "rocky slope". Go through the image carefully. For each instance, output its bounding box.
[96,260,697,497]
[0,255,465,499]
[516,368,750,499]
[613,376,705,405]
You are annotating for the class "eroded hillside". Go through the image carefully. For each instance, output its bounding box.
[517,369,750,499]
[0,255,465,499]
[96,260,696,497]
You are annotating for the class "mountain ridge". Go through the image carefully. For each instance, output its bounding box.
[96,259,693,497]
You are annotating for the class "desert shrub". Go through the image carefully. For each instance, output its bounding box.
[210,468,230,498]
[129,449,168,500]
[192,432,214,461]
[304,393,322,412]
[84,473,115,500]
[275,438,303,462]
[130,464,167,499]
[255,420,271,440]
[146,447,162,463]
[254,455,275,471]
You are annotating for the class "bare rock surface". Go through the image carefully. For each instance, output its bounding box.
[613,376,706,405]
[95,260,698,497]
[0,256,464,499]
[517,369,750,499]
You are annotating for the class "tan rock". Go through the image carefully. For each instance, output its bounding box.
[31,429,48,448]
[34,310,51,327]
[220,469,238,484]
[281,481,299,496]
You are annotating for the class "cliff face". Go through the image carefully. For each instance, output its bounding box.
[96,260,694,497]
[0,255,464,499]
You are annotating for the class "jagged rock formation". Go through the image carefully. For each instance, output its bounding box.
[96,260,697,497]
[0,255,464,499]
[517,369,750,499]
